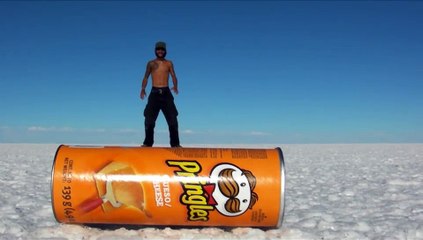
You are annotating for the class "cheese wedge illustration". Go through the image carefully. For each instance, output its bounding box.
[80,161,151,217]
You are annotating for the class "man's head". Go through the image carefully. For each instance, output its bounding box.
[155,41,167,59]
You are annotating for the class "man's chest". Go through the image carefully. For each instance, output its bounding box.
[152,61,169,72]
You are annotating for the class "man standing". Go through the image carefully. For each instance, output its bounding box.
[140,41,181,147]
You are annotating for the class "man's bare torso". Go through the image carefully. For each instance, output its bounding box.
[149,59,171,87]
[140,54,178,100]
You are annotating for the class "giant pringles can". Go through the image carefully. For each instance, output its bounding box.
[51,145,285,227]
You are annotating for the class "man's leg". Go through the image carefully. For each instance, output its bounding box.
[162,98,180,147]
[143,96,160,146]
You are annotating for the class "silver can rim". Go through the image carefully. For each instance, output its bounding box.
[276,147,286,228]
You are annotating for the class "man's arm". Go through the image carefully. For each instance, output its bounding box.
[140,62,151,100]
[169,61,178,95]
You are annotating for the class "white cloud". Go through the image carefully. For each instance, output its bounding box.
[115,128,141,134]
[27,126,48,132]
[249,131,270,136]
[27,126,74,132]
[26,127,141,134]
[83,128,106,133]
[182,129,195,134]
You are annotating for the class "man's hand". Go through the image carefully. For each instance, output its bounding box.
[171,86,178,95]
[140,89,146,100]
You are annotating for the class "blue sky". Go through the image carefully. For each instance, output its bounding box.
[1,1,422,144]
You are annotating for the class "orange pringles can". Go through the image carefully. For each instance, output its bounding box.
[51,145,286,228]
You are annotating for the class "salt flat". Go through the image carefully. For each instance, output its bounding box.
[0,143,422,239]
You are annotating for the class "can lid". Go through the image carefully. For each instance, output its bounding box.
[51,144,66,223]
[275,147,286,228]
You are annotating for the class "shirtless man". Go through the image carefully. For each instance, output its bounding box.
[140,41,181,147]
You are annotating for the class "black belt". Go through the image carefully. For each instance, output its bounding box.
[151,87,169,94]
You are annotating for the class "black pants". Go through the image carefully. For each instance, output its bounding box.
[143,87,180,147]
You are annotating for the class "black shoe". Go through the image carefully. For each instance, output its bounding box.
[141,144,152,147]
[171,145,182,148]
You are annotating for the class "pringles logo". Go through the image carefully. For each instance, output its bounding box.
[166,160,258,221]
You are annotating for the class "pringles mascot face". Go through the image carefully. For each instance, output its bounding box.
[209,163,258,217]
